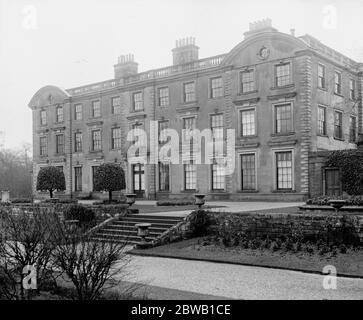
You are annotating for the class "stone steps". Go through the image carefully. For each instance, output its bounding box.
[90,214,184,245]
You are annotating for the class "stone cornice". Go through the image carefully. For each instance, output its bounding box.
[267,92,297,101]
[233,96,260,106]
[126,113,147,120]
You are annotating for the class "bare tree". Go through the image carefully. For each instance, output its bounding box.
[52,226,131,300]
[0,206,60,299]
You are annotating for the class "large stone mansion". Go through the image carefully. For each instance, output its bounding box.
[29,19,362,201]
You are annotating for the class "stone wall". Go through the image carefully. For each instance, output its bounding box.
[209,212,363,243]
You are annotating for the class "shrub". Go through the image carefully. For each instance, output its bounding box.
[306,195,363,206]
[44,198,78,204]
[64,205,95,226]
[93,164,126,201]
[36,166,66,198]
[10,198,32,204]
[339,244,347,254]
[187,210,211,238]
[325,150,363,195]
[156,199,195,206]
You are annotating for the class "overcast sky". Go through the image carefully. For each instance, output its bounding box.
[1,0,363,150]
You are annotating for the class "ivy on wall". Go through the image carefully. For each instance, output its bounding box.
[325,150,363,195]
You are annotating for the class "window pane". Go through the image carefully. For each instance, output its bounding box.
[212,163,225,190]
[241,154,256,190]
[184,163,196,190]
[40,110,47,125]
[112,97,121,114]
[56,107,63,122]
[92,130,101,151]
[241,70,255,93]
[211,114,224,140]
[275,63,290,87]
[92,101,101,117]
[158,120,169,143]
[112,127,122,149]
[158,87,169,106]
[334,72,341,94]
[75,104,82,120]
[211,77,223,98]
[276,151,292,190]
[40,137,47,156]
[241,109,255,136]
[75,132,82,152]
[318,107,326,135]
[334,112,343,139]
[133,92,143,111]
[74,167,82,191]
[56,134,64,154]
[318,64,325,88]
[275,104,292,134]
[184,82,195,102]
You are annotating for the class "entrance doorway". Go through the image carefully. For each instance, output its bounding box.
[325,168,341,196]
[133,164,145,198]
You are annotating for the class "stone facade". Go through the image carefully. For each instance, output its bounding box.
[29,20,363,201]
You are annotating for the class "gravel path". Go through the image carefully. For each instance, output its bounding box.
[122,255,363,300]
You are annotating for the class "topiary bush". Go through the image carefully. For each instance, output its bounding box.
[93,164,126,202]
[36,166,66,198]
[325,150,363,195]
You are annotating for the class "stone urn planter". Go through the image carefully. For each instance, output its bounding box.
[135,223,152,249]
[1,190,10,203]
[328,200,347,212]
[194,194,206,209]
[125,193,139,214]
[125,194,136,207]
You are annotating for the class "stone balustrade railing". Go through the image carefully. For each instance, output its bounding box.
[67,54,226,96]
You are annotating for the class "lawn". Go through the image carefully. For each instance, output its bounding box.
[130,237,363,278]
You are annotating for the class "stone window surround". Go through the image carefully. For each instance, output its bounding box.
[157,86,169,107]
[317,62,326,89]
[333,109,343,140]
[131,90,144,112]
[239,68,256,94]
[209,76,224,99]
[111,96,121,114]
[271,100,295,136]
[273,60,293,88]
[110,126,122,150]
[74,103,83,120]
[317,104,327,136]
[91,100,101,118]
[182,81,197,103]
[271,147,295,192]
[237,150,258,192]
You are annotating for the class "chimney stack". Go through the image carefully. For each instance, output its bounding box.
[114,53,138,79]
[172,37,199,65]
[290,28,295,37]
[244,18,278,39]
